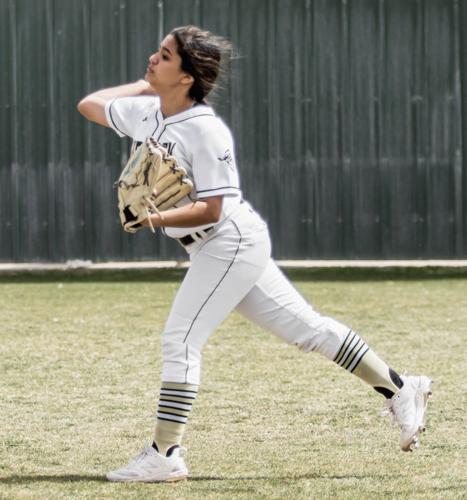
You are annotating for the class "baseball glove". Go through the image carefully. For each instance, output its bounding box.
[116,137,193,233]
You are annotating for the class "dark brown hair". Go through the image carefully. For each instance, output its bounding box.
[170,26,232,103]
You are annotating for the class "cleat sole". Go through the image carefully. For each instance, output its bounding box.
[162,476,188,483]
[164,474,188,483]
[107,474,188,483]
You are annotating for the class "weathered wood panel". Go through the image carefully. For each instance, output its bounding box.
[0,0,465,261]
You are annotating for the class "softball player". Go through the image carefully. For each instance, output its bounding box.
[78,26,432,483]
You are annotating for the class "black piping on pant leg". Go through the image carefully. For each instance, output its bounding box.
[181,220,243,381]
[182,221,242,344]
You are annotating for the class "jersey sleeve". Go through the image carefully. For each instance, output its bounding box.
[104,96,158,138]
[191,123,241,199]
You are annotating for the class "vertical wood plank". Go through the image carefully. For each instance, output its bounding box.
[0,0,464,261]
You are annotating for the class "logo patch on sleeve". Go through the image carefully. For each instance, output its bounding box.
[218,149,234,169]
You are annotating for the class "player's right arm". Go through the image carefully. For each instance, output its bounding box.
[77,79,155,127]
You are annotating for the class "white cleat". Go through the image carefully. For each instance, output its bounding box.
[106,445,188,482]
[382,375,433,452]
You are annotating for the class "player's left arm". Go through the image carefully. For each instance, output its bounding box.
[141,196,223,228]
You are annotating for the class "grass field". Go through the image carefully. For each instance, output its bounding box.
[1,271,466,499]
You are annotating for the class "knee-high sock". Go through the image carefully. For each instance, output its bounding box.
[153,382,198,456]
[333,330,403,398]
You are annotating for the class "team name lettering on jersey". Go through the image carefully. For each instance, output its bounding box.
[131,141,176,156]
[161,142,176,155]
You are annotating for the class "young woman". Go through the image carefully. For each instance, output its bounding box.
[78,26,432,483]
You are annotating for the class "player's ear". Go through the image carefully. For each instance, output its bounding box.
[180,73,194,86]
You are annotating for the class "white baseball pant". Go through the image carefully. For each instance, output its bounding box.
[161,203,350,385]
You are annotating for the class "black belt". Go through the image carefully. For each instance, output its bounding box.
[178,226,214,246]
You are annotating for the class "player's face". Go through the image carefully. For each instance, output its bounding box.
[145,35,192,94]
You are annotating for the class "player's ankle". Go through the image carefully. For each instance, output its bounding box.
[152,441,180,457]
[373,369,404,399]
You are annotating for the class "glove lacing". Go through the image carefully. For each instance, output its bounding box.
[143,196,160,233]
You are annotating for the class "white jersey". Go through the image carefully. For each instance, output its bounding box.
[104,96,242,238]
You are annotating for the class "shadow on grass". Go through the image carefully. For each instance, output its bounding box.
[189,473,395,481]
[0,472,394,484]
[1,266,467,283]
[0,475,107,483]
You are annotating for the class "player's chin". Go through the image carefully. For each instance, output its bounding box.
[146,77,159,92]
[145,70,155,81]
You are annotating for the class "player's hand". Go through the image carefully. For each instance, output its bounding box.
[140,79,158,95]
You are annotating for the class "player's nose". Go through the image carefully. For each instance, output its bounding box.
[149,52,159,65]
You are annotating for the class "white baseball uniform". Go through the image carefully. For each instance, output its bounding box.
[105,97,357,385]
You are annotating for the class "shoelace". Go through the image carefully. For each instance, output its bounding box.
[381,384,420,427]
[380,371,409,424]
[128,446,153,466]
[128,445,188,465]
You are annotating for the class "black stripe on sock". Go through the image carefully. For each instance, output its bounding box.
[159,392,197,400]
[350,346,370,373]
[158,404,191,413]
[343,341,367,370]
[338,335,361,367]
[333,330,353,362]
[157,410,188,420]
[159,398,193,406]
[156,416,187,424]
[336,332,357,364]
[160,388,198,395]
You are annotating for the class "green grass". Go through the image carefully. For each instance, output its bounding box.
[1,274,466,499]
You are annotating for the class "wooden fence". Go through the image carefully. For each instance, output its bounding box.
[0,0,466,261]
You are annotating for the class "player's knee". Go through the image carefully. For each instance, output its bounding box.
[294,315,350,360]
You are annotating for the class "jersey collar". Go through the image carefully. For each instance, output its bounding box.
[156,103,215,125]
